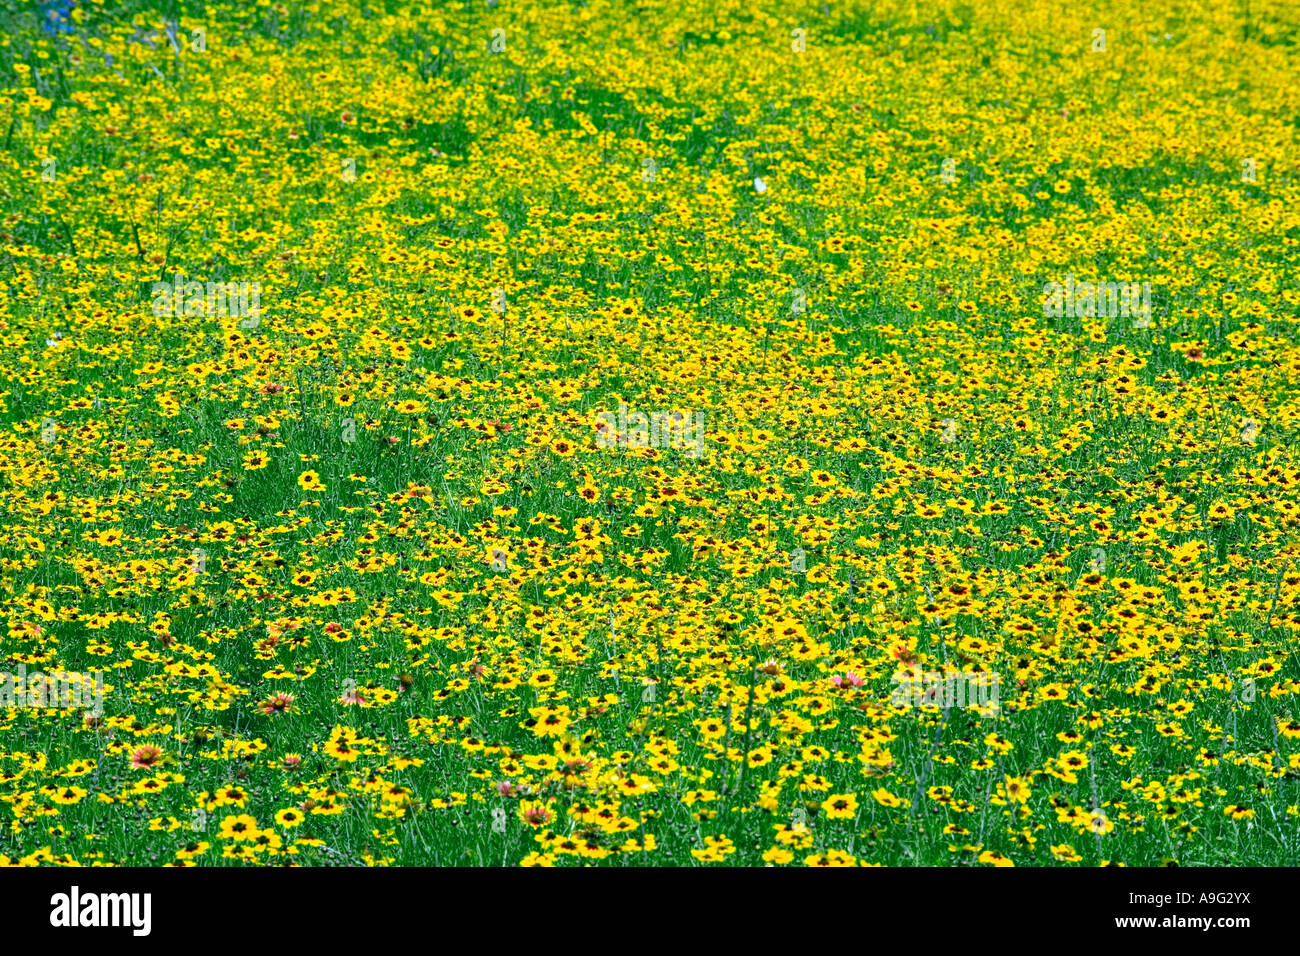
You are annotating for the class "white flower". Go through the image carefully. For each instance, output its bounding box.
[753,177,767,193]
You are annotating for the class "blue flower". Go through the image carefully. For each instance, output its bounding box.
[41,0,76,35]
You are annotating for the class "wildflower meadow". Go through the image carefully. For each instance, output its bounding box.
[0,0,1298,872]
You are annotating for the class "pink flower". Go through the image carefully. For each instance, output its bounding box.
[522,803,554,826]
[258,692,295,716]
[130,745,164,770]
[831,671,864,688]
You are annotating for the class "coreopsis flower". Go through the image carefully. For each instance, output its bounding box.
[297,470,326,492]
